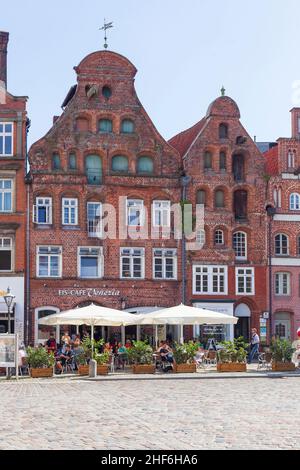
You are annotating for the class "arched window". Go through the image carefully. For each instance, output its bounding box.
[215,230,224,245]
[111,155,129,173]
[275,234,289,256]
[196,229,206,248]
[102,86,112,99]
[99,119,113,133]
[69,153,77,170]
[220,152,226,170]
[288,149,296,168]
[52,153,61,170]
[137,156,154,174]
[234,190,248,220]
[219,123,228,139]
[196,190,206,206]
[232,154,245,182]
[85,155,102,185]
[215,190,225,208]
[204,151,212,169]
[121,119,135,134]
[233,232,247,260]
[290,193,300,210]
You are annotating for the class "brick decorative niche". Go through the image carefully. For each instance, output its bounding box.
[217,363,247,373]
[272,362,296,372]
[30,368,53,378]
[174,363,197,374]
[132,364,155,374]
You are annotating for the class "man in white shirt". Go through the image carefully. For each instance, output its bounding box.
[248,328,260,364]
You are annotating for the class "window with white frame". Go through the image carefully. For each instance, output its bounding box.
[215,230,224,245]
[275,234,289,256]
[236,268,255,295]
[87,202,102,237]
[275,272,291,296]
[288,150,296,168]
[34,197,52,224]
[0,237,13,271]
[0,123,13,156]
[78,247,103,278]
[193,265,227,295]
[127,199,144,226]
[0,179,12,212]
[153,249,177,280]
[152,200,170,227]
[196,229,206,247]
[120,248,144,279]
[233,232,247,260]
[37,246,62,278]
[62,198,78,225]
[290,193,300,211]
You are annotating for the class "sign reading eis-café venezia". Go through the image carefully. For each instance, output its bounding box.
[58,288,120,297]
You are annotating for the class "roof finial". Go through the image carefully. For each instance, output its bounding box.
[221,86,226,96]
[100,19,114,49]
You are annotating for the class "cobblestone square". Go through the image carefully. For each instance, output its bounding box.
[0,377,299,450]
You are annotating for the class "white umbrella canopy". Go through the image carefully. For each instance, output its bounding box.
[38,303,139,327]
[135,304,238,326]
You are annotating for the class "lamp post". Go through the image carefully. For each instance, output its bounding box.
[4,287,15,335]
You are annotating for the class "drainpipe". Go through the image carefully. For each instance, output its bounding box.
[181,175,191,306]
[266,205,276,345]
[24,118,31,346]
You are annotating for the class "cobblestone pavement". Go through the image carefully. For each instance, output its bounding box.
[0,377,300,450]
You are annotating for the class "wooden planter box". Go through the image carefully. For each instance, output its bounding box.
[132,364,156,374]
[272,362,296,372]
[217,363,247,373]
[174,363,197,374]
[97,365,109,375]
[30,368,53,378]
[78,365,89,376]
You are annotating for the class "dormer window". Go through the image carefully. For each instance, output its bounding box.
[219,123,228,139]
[0,123,13,156]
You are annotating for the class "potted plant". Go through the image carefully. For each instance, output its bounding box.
[95,351,110,375]
[173,342,198,373]
[26,346,55,378]
[127,340,155,374]
[270,339,296,371]
[217,338,248,372]
[77,338,106,376]
[76,351,90,376]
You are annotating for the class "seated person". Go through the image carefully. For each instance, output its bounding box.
[103,342,112,354]
[125,339,133,350]
[116,343,128,369]
[72,334,81,348]
[56,344,73,373]
[156,341,174,369]
[194,346,205,365]
[45,333,57,353]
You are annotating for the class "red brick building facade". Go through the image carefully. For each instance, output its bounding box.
[170,95,268,343]
[0,31,28,341]
[28,50,183,345]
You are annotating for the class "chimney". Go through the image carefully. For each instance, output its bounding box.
[0,31,9,89]
[290,107,300,139]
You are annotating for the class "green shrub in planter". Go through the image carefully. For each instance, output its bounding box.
[217,338,248,364]
[270,339,294,363]
[127,341,153,365]
[94,351,110,365]
[26,347,55,369]
[173,342,198,365]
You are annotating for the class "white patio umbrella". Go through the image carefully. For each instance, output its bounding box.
[135,304,238,345]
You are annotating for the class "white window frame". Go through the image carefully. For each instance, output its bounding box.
[120,247,145,279]
[127,199,144,227]
[288,150,295,168]
[0,122,13,157]
[235,267,255,295]
[0,179,13,213]
[62,198,78,225]
[33,197,52,224]
[233,232,247,260]
[153,249,177,280]
[36,246,62,278]
[78,246,103,279]
[193,265,228,295]
[196,229,206,248]
[290,193,300,211]
[275,233,289,256]
[275,272,291,296]
[215,230,224,245]
[152,200,171,227]
[0,237,13,272]
[87,202,103,238]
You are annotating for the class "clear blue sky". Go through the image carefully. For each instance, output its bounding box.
[2,0,300,146]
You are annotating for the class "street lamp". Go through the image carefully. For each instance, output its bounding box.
[4,287,15,334]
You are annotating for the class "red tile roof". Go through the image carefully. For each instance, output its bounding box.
[264,146,279,176]
[168,118,206,157]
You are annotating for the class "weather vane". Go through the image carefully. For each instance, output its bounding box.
[100,19,114,49]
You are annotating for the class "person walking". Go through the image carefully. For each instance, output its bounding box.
[248,328,260,364]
